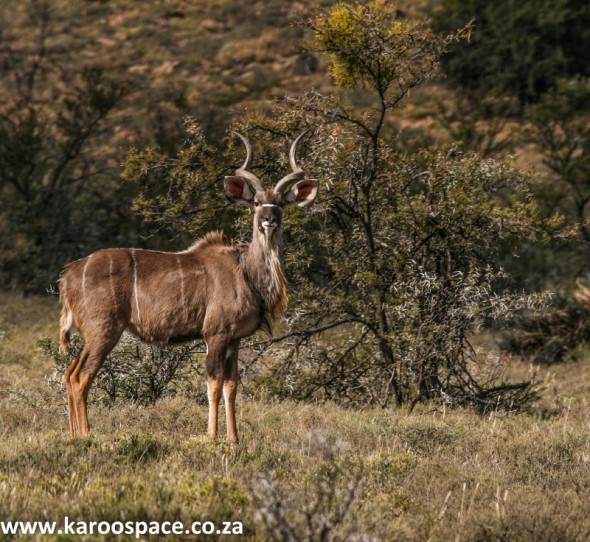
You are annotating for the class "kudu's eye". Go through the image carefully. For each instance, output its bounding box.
[254,201,260,207]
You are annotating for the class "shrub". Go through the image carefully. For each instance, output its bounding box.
[40,334,205,405]
[113,2,550,412]
[500,283,590,364]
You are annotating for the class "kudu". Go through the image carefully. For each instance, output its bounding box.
[58,131,318,443]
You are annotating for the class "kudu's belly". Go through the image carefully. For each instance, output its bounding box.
[125,304,205,346]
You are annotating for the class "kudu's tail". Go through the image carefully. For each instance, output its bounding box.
[59,295,73,354]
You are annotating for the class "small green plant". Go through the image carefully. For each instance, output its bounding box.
[117,434,167,463]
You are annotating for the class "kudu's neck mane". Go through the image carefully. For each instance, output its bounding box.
[241,228,287,334]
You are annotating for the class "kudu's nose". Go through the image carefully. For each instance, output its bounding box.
[262,216,278,229]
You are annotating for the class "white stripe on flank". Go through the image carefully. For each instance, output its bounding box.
[82,254,93,307]
[261,204,279,207]
[109,255,116,302]
[176,254,185,306]
[131,249,141,323]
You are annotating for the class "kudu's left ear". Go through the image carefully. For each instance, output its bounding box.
[224,176,255,208]
[283,180,319,208]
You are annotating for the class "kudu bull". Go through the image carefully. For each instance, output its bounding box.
[59,131,318,443]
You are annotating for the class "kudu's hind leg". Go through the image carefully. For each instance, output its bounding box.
[223,340,240,444]
[68,331,123,436]
[65,348,88,436]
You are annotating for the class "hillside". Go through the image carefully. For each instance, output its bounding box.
[2,0,339,148]
[1,0,448,156]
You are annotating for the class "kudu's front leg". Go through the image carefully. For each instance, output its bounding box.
[205,336,228,440]
[223,340,240,444]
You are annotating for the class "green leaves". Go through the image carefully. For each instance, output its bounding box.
[311,1,468,103]
[121,119,231,246]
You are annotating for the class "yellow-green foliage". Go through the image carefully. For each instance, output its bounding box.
[312,1,449,94]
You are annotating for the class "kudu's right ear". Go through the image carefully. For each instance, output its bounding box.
[224,176,255,208]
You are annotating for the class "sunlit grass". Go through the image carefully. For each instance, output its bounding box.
[1,294,590,540]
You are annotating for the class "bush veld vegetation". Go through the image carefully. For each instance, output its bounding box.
[499,282,590,365]
[114,1,551,412]
[40,334,207,406]
[0,1,145,292]
[3,0,590,540]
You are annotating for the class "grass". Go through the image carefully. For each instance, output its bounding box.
[0,292,58,376]
[1,293,590,540]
